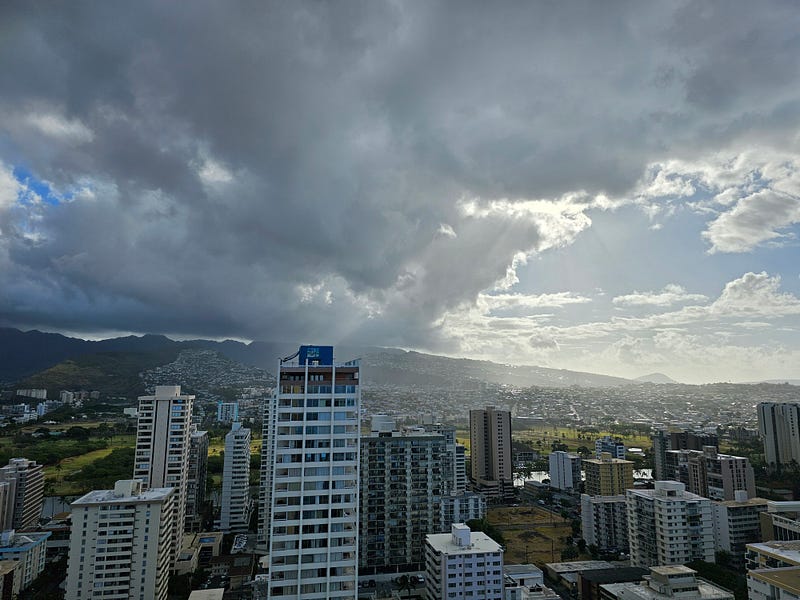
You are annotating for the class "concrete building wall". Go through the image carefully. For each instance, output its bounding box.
[134,385,194,565]
[220,422,252,533]
[262,347,360,599]
[65,480,175,600]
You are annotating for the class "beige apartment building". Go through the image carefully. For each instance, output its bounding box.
[584,452,635,496]
[469,406,513,501]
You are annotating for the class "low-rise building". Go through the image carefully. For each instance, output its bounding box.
[543,561,616,590]
[577,567,649,600]
[424,524,504,600]
[759,501,800,542]
[599,566,733,600]
[746,541,800,600]
[0,530,50,591]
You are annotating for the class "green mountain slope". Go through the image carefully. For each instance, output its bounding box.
[16,348,181,398]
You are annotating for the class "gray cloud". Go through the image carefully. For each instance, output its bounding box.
[2,1,800,355]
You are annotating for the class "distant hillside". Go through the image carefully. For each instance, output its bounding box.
[3,327,634,395]
[360,350,633,389]
[15,348,181,398]
[0,328,184,383]
[635,372,679,384]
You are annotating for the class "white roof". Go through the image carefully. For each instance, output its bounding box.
[426,531,502,555]
[72,486,174,506]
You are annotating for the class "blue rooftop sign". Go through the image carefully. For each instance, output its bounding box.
[298,345,334,366]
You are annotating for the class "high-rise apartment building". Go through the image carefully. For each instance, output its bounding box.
[711,491,768,569]
[423,423,466,495]
[455,445,467,493]
[758,402,800,471]
[424,524,504,600]
[65,480,175,600]
[186,426,209,531]
[261,345,360,599]
[581,494,629,553]
[469,406,513,501]
[595,436,626,460]
[664,447,755,501]
[220,422,252,533]
[439,492,486,529]
[549,451,582,491]
[217,401,239,423]
[0,458,44,530]
[583,453,634,497]
[360,426,448,575]
[651,429,718,480]
[133,385,194,564]
[626,481,714,568]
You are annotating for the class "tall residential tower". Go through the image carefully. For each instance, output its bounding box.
[261,346,360,599]
[469,406,513,501]
[133,385,194,563]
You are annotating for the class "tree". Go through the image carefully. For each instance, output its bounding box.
[571,519,581,537]
[395,575,417,598]
[561,546,579,560]
[577,539,587,553]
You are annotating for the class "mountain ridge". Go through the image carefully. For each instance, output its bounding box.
[1,327,634,392]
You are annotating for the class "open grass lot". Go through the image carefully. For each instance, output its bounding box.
[516,426,651,454]
[45,435,136,496]
[207,437,261,456]
[487,506,577,566]
[458,425,651,455]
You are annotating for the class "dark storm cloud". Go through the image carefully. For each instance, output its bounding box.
[1,1,800,348]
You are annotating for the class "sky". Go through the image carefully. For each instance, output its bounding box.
[1,1,800,384]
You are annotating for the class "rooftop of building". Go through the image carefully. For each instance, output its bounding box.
[0,560,18,576]
[600,579,733,600]
[188,590,225,600]
[627,481,707,501]
[650,566,696,577]
[747,541,800,564]
[72,481,174,506]
[0,530,50,550]
[749,566,800,593]
[714,496,769,508]
[426,528,502,555]
[584,455,634,466]
[505,564,543,577]
[578,567,650,584]
[545,561,615,574]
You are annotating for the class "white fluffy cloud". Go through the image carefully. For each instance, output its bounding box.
[613,284,708,308]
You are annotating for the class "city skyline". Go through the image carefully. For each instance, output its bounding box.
[2,3,800,384]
